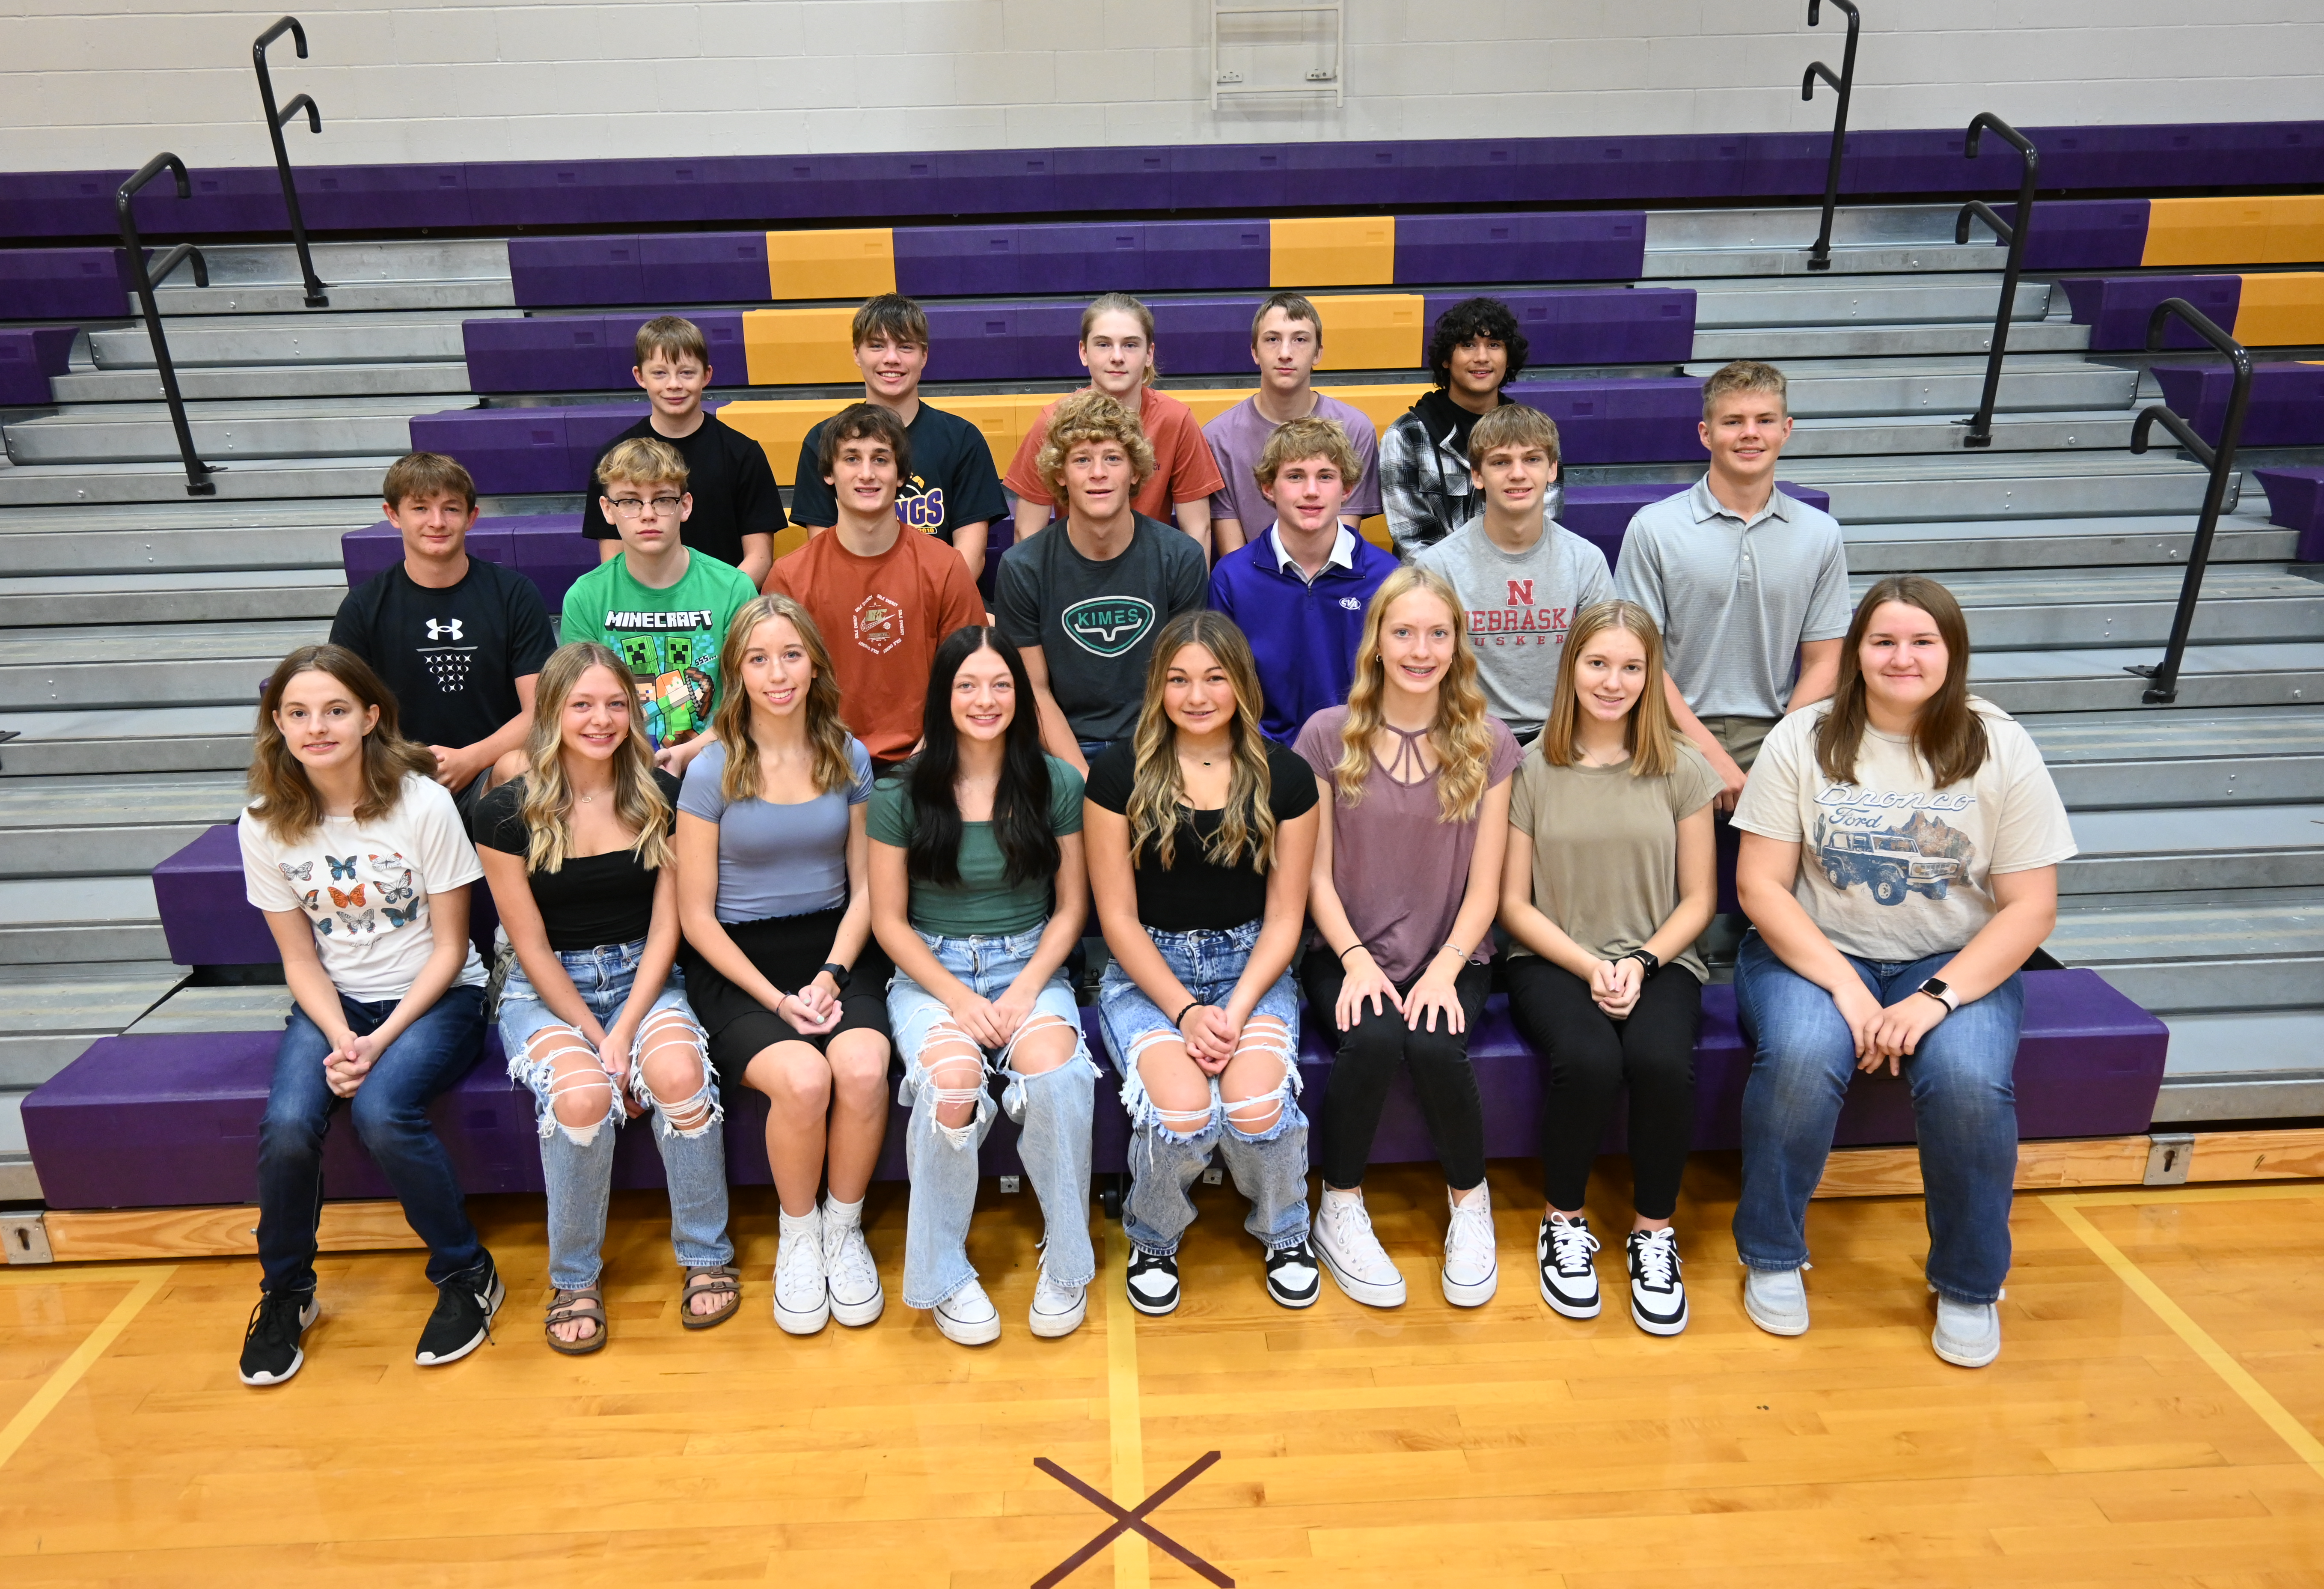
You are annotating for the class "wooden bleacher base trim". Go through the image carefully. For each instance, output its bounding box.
[25,1128,2324,1261]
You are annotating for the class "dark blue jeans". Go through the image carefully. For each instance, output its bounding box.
[1731,931,2024,1304]
[255,984,490,1295]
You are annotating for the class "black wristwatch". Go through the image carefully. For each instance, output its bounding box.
[1622,947,1662,977]
[1916,977,1958,1014]
[818,961,852,992]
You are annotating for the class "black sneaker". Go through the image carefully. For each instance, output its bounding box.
[1124,1247,1180,1315]
[1264,1238,1321,1309]
[1537,1213,1602,1319]
[239,1290,318,1387]
[1626,1228,1688,1336]
[415,1259,504,1366]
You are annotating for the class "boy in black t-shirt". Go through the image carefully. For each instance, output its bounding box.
[579,315,786,586]
[788,295,1007,581]
[331,452,557,818]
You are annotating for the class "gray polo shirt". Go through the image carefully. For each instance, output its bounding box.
[1414,515,1613,736]
[1613,477,1851,720]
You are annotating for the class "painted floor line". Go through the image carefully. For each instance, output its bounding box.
[0,1265,174,1473]
[1105,1220,1150,1589]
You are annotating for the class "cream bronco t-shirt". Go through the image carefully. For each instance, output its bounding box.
[1731,697,2077,964]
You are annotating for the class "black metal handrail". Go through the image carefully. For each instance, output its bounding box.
[255,16,329,307]
[118,153,215,497]
[2126,299,2251,705]
[1953,113,2037,447]
[1801,0,1861,272]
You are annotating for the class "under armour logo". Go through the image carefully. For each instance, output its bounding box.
[425,619,464,641]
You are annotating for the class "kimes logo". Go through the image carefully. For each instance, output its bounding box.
[1061,595,1156,658]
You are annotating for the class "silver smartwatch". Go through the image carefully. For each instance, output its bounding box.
[1916,977,1960,1014]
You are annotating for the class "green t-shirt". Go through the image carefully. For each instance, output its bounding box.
[559,549,759,749]
[867,757,1085,937]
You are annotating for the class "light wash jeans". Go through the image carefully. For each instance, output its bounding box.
[499,938,732,1291]
[889,922,1097,1310]
[1097,919,1308,1258]
[1731,930,2024,1304]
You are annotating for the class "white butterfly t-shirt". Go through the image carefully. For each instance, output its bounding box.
[239,772,488,1001]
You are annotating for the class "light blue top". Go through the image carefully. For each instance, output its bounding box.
[679,737,874,923]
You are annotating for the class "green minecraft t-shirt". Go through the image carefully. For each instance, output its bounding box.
[559,550,759,749]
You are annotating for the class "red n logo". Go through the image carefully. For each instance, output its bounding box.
[1507,578,1535,606]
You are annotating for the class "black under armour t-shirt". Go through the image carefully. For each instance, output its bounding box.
[330,557,558,750]
[787,401,1009,541]
[578,410,787,568]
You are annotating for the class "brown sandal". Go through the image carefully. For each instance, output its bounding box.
[544,1288,607,1354]
[681,1265,742,1330]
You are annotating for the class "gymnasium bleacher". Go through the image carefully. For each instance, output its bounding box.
[3,122,2322,1233]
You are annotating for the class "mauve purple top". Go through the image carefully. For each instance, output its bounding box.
[1295,705,1521,983]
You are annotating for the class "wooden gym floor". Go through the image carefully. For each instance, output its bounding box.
[4,1158,2323,1586]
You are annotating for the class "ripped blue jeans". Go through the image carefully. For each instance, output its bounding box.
[889,922,1098,1310]
[500,939,731,1291]
[1098,919,1308,1259]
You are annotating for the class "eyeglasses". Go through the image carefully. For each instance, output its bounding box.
[609,494,683,517]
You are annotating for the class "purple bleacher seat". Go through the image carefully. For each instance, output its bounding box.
[0,248,124,320]
[600,310,745,384]
[343,515,585,610]
[0,324,78,405]
[2253,467,2324,562]
[1505,377,1704,464]
[409,406,574,495]
[2152,362,2324,449]
[463,315,620,394]
[293,164,473,233]
[2058,276,2242,351]
[2006,199,2152,271]
[507,237,646,309]
[1395,212,1647,286]
[1557,481,1831,566]
[1054,145,1177,214]
[896,220,1274,298]
[937,149,1060,217]
[1142,297,1258,379]
[1429,287,1694,366]
[638,232,769,303]
[920,301,1084,382]
[563,401,655,457]
[1165,146,1292,212]
[897,226,1026,298]
[1144,220,1276,292]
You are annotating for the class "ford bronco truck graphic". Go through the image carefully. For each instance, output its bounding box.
[1816,828,1964,905]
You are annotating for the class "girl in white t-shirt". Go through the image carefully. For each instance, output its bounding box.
[235,644,496,1389]
[1730,576,2077,1370]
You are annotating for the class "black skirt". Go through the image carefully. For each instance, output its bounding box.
[681,905,894,1093]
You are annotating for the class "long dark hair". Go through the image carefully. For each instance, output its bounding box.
[903,626,1060,889]
[1816,574,1988,789]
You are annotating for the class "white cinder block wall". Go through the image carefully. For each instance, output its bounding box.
[0,0,2320,173]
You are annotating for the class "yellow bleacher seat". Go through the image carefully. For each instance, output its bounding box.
[1310,296,1425,372]
[1271,217,1396,289]
[764,228,897,301]
[741,308,873,386]
[2143,197,2324,269]
[2226,271,2324,346]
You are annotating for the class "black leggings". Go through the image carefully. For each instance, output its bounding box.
[1504,956,1701,1220]
[1300,947,1491,1193]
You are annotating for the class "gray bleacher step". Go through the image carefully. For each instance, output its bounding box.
[0,704,259,777]
[51,362,474,403]
[1846,511,2296,573]
[1643,206,2009,278]
[89,313,481,369]
[0,618,328,710]
[4,395,456,466]
[128,984,294,1033]
[0,501,360,577]
[0,773,250,878]
[1776,453,2227,524]
[151,281,516,314]
[1880,565,2324,650]
[1709,357,2138,417]
[2049,894,2323,1012]
[1968,642,2324,713]
[1691,322,2092,360]
[0,457,404,506]
[1690,277,2046,328]
[0,568,346,626]
[142,238,511,304]
[1785,411,2134,457]
[0,875,166,964]
[2060,803,2324,895]
[2152,1011,2324,1122]
[2028,705,2324,809]
[0,961,184,1087]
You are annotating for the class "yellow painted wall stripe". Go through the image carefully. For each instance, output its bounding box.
[763,227,895,302]
[2225,271,2324,346]
[1271,214,1396,289]
[2143,196,2324,268]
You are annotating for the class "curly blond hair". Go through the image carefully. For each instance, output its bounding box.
[1035,389,1156,506]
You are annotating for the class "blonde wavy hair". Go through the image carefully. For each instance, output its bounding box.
[1126,611,1278,874]
[1538,601,1682,779]
[710,594,856,803]
[247,644,435,842]
[1080,292,1159,384]
[1333,566,1495,824]
[517,642,672,874]
[1036,389,1157,505]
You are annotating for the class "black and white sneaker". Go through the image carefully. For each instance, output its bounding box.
[1536,1213,1602,1318]
[238,1290,318,1387]
[1124,1247,1180,1315]
[415,1259,504,1366]
[1264,1238,1321,1309]
[1626,1228,1688,1336]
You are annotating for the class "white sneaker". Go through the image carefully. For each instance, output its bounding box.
[773,1207,829,1335]
[1313,1191,1406,1308]
[1743,1265,1810,1336]
[1625,1228,1688,1336]
[1931,1288,2002,1368]
[1029,1269,1087,1338]
[822,1210,885,1328]
[1536,1212,1602,1318]
[1441,1185,1498,1307]
[933,1277,1001,1345]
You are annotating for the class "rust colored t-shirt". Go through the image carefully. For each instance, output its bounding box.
[764,525,986,763]
[1002,385,1227,517]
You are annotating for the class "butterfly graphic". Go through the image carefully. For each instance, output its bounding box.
[367,852,407,873]
[299,889,319,911]
[328,883,366,910]
[337,910,373,935]
[380,867,413,891]
[382,903,420,929]
[315,917,334,937]
[380,884,414,905]
[327,855,358,880]
[279,861,312,883]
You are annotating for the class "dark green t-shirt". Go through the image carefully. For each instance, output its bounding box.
[867,756,1085,937]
